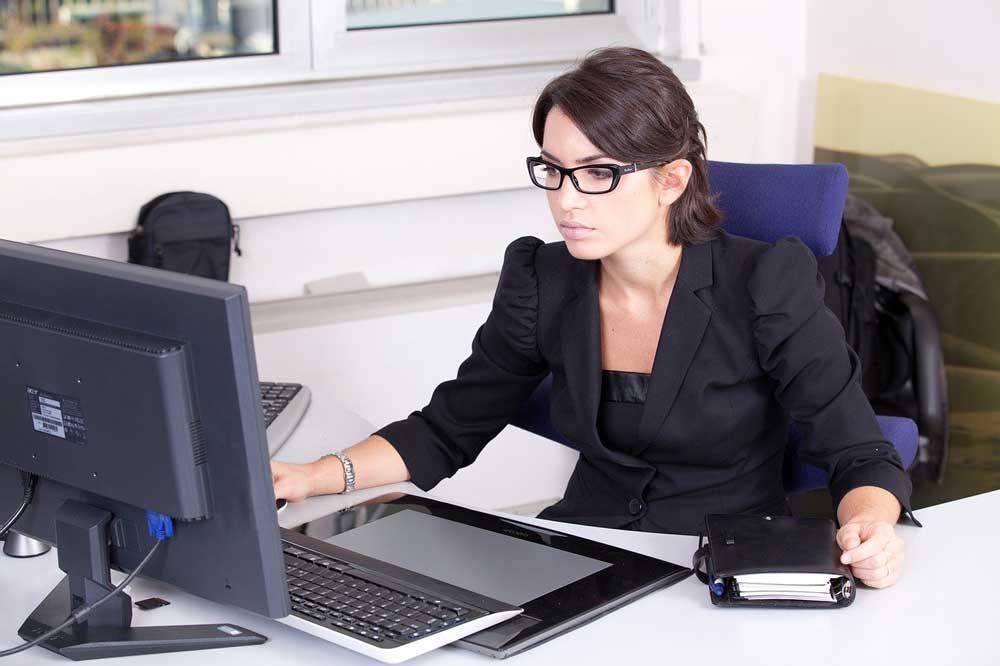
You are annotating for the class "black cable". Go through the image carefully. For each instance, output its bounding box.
[0,502,28,539]
[0,473,36,539]
[0,537,164,659]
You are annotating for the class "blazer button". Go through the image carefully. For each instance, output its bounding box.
[628,499,644,516]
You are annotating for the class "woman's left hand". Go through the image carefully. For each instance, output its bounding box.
[836,520,905,588]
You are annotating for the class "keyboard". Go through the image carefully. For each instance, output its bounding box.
[260,381,311,456]
[278,541,521,663]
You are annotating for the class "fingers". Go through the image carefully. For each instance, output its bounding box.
[271,462,311,502]
[839,523,905,589]
[853,550,904,588]
[840,522,893,565]
[836,523,862,551]
[272,476,290,501]
[271,461,293,499]
[273,476,305,502]
[850,536,904,570]
[848,549,891,572]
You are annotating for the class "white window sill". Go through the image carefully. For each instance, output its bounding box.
[0,57,700,154]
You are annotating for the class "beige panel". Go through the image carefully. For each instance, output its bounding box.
[814,73,1000,166]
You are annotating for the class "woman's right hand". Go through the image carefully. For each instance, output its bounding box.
[271,460,319,501]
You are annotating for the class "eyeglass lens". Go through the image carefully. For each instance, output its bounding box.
[530,161,617,194]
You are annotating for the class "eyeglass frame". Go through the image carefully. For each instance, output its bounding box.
[525,156,669,194]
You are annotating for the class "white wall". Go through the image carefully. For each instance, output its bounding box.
[17,1,817,302]
[39,189,558,304]
[694,0,1000,170]
[26,1,996,296]
[27,81,761,304]
[697,0,810,164]
[806,0,1000,104]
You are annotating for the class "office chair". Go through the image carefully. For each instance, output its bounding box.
[509,161,919,495]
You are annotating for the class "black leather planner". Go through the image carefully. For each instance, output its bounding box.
[693,513,856,608]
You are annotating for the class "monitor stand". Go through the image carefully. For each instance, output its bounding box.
[17,501,266,661]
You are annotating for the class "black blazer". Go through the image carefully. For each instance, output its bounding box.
[376,231,913,535]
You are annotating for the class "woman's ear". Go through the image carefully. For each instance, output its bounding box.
[657,159,693,207]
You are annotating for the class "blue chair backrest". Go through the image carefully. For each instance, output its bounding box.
[708,160,847,257]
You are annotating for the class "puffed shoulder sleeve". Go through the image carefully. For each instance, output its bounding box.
[749,236,917,524]
[373,236,549,490]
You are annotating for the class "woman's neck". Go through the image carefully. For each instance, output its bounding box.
[599,240,683,307]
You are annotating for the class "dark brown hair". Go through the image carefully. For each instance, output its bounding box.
[532,47,721,246]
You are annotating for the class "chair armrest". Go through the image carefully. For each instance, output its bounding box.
[875,415,919,470]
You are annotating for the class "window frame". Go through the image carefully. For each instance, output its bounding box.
[0,1,688,111]
[0,1,308,109]
[311,1,650,78]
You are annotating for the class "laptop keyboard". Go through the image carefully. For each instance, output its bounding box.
[283,544,479,646]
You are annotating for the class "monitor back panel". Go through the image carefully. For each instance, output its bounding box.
[0,240,289,618]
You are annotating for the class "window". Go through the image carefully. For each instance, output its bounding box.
[0,0,277,75]
[0,1,688,113]
[346,0,613,31]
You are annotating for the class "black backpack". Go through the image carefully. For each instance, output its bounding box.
[127,191,242,281]
[817,225,881,397]
[817,226,915,415]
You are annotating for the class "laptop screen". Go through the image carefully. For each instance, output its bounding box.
[323,509,612,606]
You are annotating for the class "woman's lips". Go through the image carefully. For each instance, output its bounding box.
[559,223,594,240]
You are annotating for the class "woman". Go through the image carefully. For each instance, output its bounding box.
[272,47,913,589]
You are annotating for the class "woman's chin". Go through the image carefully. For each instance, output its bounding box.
[563,237,608,261]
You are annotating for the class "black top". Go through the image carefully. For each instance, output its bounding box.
[597,370,649,458]
[375,232,914,535]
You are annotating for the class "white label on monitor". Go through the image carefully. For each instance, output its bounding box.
[27,386,87,444]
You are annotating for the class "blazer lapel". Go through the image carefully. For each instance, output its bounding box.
[636,240,714,449]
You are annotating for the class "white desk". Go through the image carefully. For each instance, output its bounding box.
[2,486,998,665]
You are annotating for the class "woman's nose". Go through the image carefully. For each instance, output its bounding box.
[556,176,585,209]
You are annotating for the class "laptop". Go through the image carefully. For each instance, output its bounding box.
[281,492,691,660]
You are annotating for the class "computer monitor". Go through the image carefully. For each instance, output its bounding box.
[0,238,288,659]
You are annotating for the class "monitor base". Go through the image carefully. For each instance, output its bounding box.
[16,501,266,661]
[19,578,266,660]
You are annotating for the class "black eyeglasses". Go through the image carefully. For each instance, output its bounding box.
[526,156,667,194]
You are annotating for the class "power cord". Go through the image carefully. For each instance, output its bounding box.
[0,511,173,659]
[0,473,37,539]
